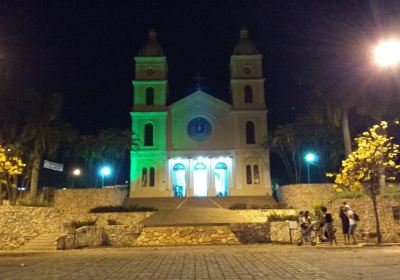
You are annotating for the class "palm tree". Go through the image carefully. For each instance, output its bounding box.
[21,91,63,200]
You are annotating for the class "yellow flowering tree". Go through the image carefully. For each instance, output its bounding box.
[0,145,25,205]
[327,121,400,243]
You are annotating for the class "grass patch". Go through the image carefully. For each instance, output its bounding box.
[229,203,289,210]
[89,204,156,213]
[381,187,400,199]
[333,190,366,200]
[70,219,97,229]
[107,219,121,225]
[267,213,298,222]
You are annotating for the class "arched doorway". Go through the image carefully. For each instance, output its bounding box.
[193,162,207,196]
[172,163,186,197]
[215,162,228,196]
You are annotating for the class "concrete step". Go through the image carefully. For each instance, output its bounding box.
[17,233,62,251]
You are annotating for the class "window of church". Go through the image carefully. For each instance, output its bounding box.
[245,121,255,144]
[246,165,252,184]
[253,165,260,184]
[149,167,155,187]
[146,88,154,105]
[142,168,147,187]
[144,124,153,146]
[244,85,253,103]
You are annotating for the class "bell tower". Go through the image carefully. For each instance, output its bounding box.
[230,27,272,195]
[130,30,168,197]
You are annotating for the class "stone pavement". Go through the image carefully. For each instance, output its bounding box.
[1,245,399,280]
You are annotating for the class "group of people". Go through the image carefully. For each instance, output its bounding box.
[297,202,358,246]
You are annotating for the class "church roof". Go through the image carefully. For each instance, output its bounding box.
[233,27,260,55]
[138,30,165,57]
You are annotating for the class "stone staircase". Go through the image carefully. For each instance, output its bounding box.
[142,208,252,227]
[17,233,62,251]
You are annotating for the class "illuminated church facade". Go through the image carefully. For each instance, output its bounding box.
[130,28,271,197]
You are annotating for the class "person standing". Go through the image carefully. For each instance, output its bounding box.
[321,206,336,245]
[339,205,350,244]
[346,206,358,244]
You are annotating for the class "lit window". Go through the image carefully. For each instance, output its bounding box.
[144,124,153,146]
[146,88,154,105]
[246,165,252,184]
[244,85,253,103]
[253,165,260,184]
[149,167,155,187]
[245,121,255,144]
[141,168,147,187]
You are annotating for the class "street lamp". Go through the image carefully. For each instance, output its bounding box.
[100,166,111,188]
[71,168,81,188]
[304,152,318,184]
[374,39,400,68]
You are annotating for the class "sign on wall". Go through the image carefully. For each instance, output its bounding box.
[43,160,64,172]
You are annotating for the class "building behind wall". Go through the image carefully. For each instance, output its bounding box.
[130,28,272,198]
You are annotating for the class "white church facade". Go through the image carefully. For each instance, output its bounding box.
[130,28,272,197]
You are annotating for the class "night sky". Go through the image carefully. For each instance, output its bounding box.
[1,0,399,133]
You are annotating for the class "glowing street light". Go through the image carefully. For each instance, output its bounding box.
[71,168,81,188]
[374,39,400,68]
[100,166,111,188]
[304,152,318,184]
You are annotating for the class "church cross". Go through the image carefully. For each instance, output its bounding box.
[193,74,205,89]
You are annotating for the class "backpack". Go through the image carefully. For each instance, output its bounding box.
[353,212,360,222]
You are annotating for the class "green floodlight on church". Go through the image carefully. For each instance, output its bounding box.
[304,152,318,184]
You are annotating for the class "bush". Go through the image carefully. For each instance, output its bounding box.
[89,204,156,213]
[381,187,400,199]
[229,203,247,210]
[70,219,97,229]
[107,219,121,225]
[268,213,298,222]
[333,190,366,200]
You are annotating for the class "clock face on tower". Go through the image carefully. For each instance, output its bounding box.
[187,117,212,141]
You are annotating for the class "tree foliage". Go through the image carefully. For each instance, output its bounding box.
[327,121,400,195]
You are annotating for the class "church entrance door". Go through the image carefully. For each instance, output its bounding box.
[193,162,208,196]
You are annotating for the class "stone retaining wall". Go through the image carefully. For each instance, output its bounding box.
[135,226,240,246]
[0,205,153,250]
[279,184,335,210]
[54,188,127,212]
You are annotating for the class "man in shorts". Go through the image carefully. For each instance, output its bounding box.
[346,206,358,244]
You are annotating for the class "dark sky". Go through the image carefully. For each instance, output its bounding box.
[1,0,399,133]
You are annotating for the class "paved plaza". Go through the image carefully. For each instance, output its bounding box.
[0,245,399,280]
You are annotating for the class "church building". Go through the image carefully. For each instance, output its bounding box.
[130,28,271,197]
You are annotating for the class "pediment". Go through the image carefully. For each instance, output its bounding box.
[169,90,231,112]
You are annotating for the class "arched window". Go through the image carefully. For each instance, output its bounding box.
[144,124,153,146]
[253,165,260,184]
[244,85,253,103]
[146,88,154,105]
[149,167,155,187]
[245,121,255,144]
[141,168,147,187]
[246,165,252,184]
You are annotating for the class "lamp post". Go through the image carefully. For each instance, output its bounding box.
[374,39,400,68]
[100,166,111,188]
[71,168,81,188]
[304,153,318,184]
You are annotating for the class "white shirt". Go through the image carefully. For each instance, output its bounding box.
[347,210,357,225]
